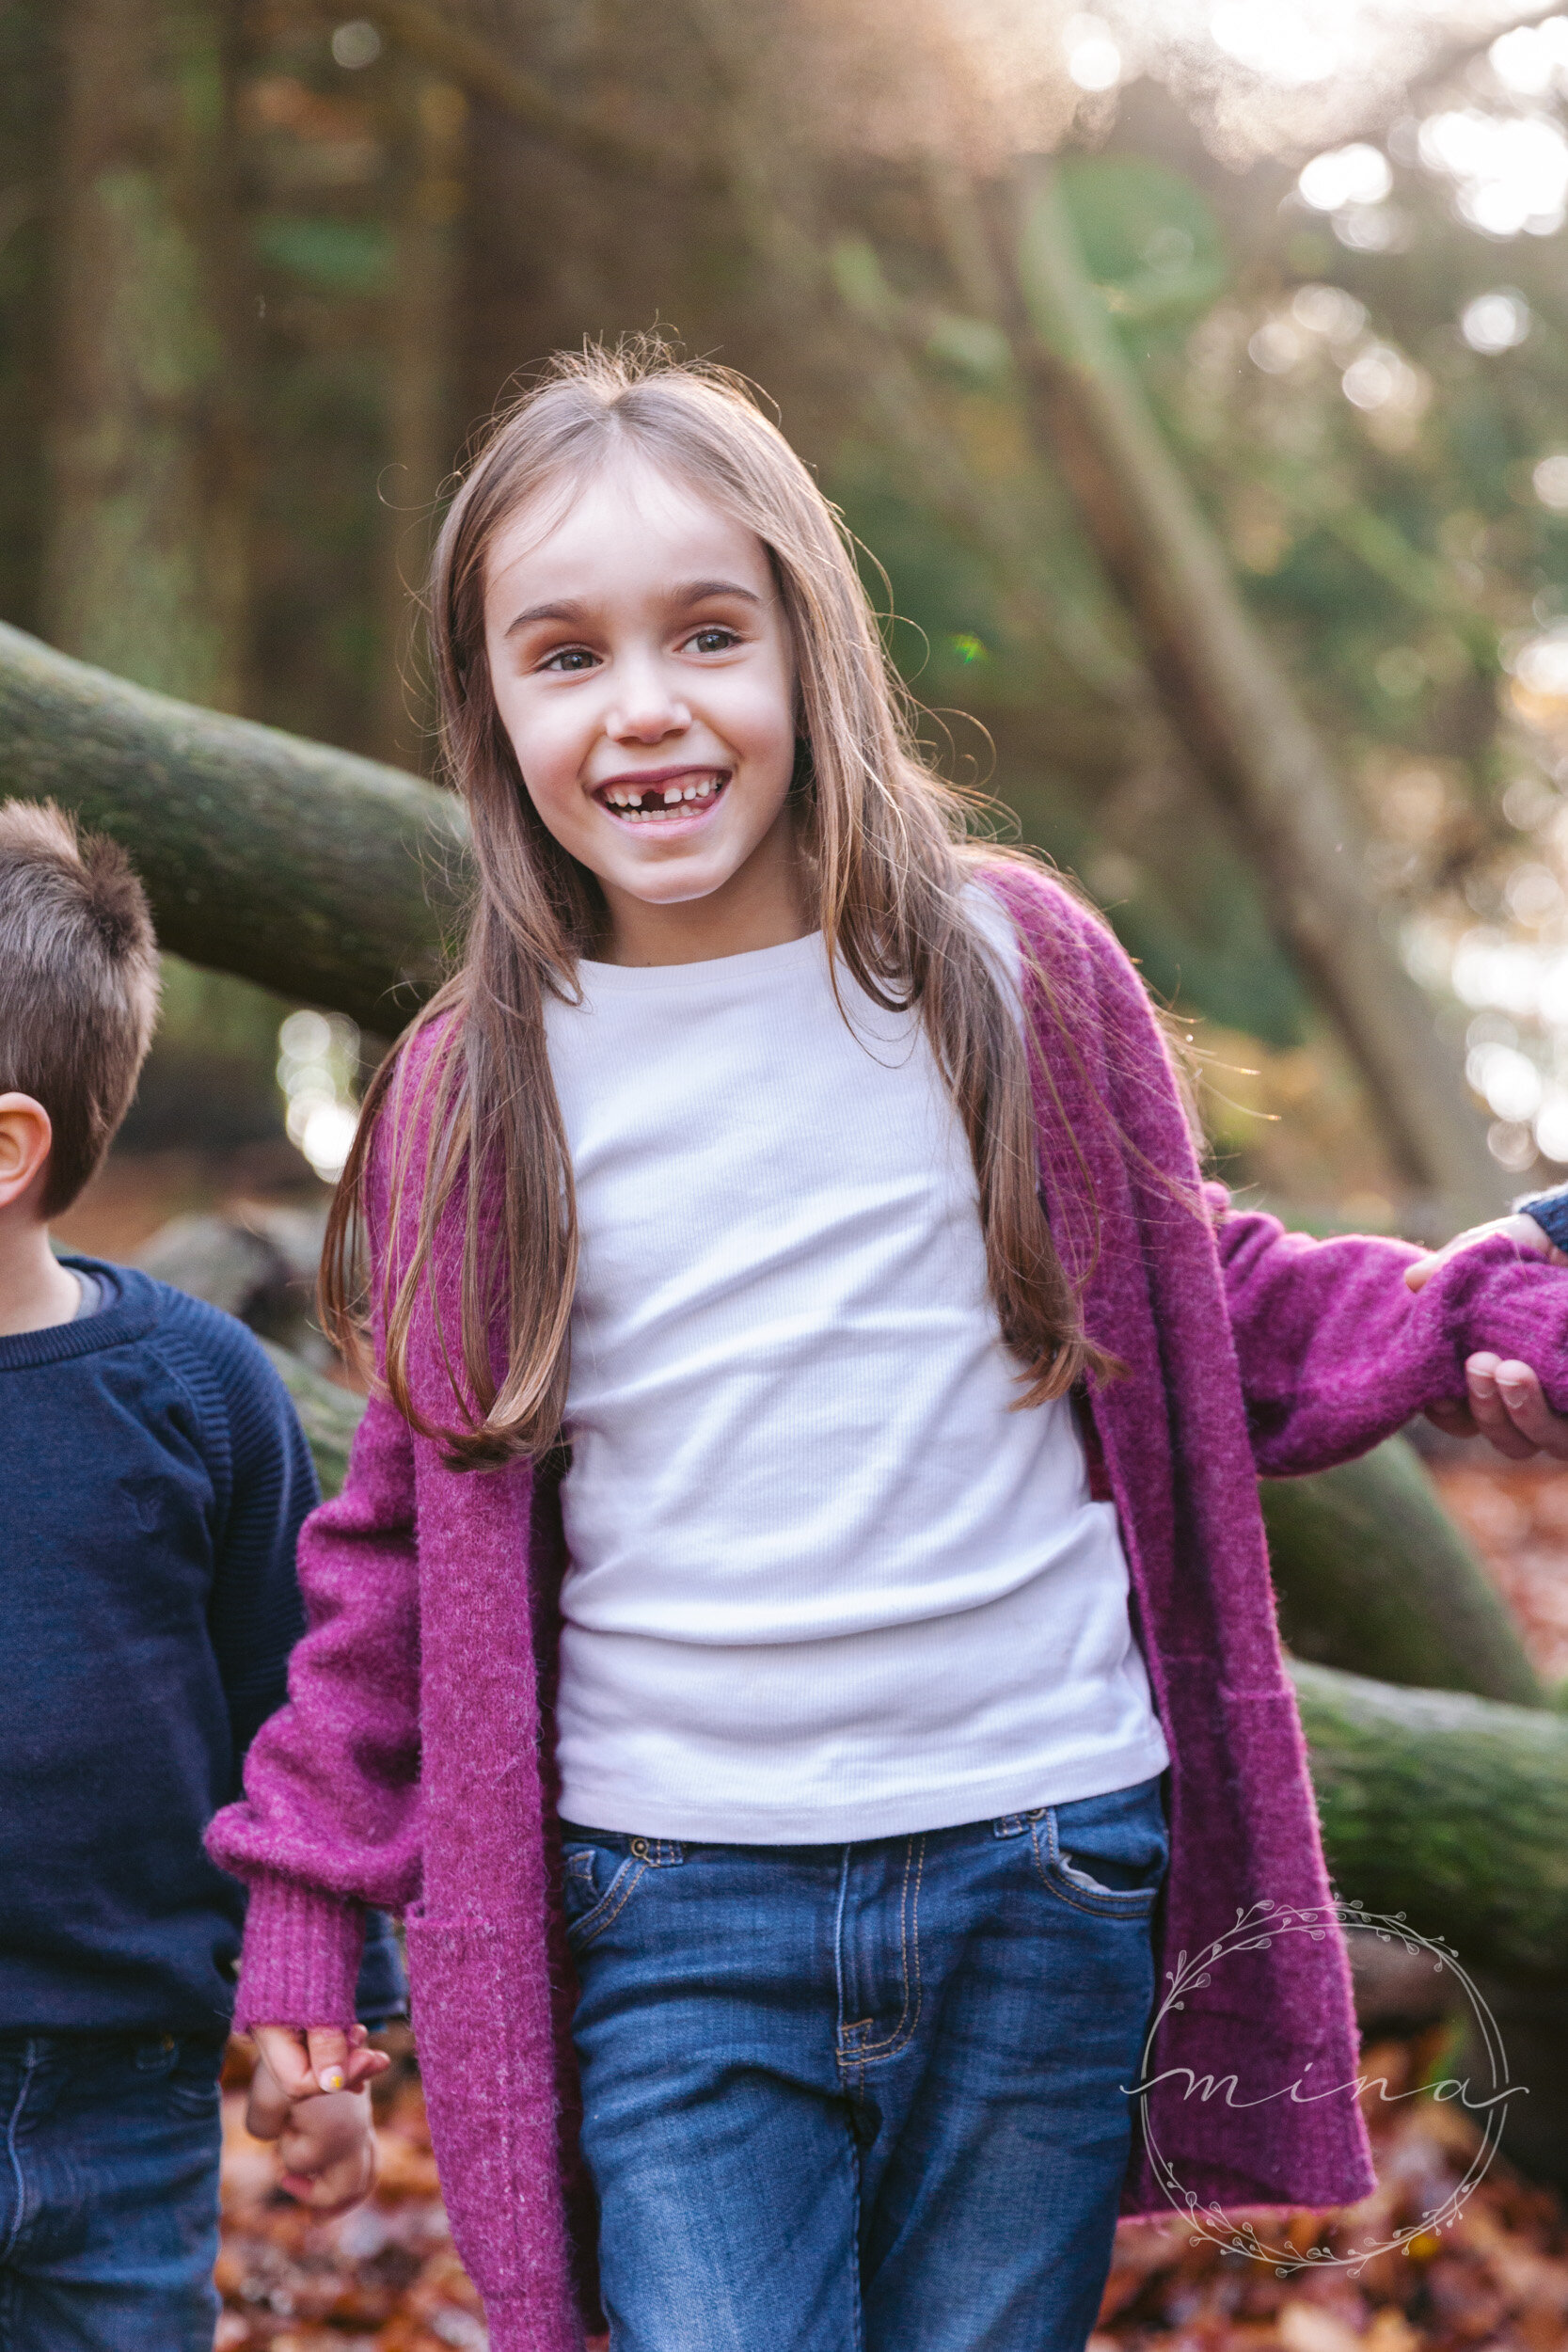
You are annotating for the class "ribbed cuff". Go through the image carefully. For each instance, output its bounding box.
[480,2296,586,2352]
[1516,1184,1568,1254]
[232,1870,366,2032]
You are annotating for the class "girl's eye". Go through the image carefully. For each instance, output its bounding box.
[685,627,739,655]
[540,647,599,674]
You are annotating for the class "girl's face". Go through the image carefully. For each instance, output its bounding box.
[483,451,803,962]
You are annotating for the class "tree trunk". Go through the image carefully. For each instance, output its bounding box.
[1009,160,1503,1225]
[0,619,466,1029]
[45,0,248,710]
[1263,1437,1544,1708]
[374,61,466,771]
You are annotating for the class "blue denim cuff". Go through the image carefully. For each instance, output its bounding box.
[1516,1186,1568,1254]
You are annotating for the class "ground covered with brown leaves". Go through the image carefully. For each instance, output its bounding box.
[215,2025,1568,2351]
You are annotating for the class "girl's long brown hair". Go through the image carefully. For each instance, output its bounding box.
[323,342,1115,1467]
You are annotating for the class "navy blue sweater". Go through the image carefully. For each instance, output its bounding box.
[0,1258,403,2036]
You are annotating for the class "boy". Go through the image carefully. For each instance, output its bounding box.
[0,800,399,2349]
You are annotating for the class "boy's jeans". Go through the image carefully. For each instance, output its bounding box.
[0,2032,223,2350]
[563,1773,1168,2352]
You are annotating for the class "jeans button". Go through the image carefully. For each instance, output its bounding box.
[631,1837,649,1859]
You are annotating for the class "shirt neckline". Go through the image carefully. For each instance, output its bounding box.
[574,929,827,994]
[0,1259,157,1373]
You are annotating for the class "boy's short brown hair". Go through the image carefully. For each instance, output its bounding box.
[0,800,160,1216]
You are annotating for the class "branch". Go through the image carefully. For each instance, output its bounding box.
[303,0,708,185]
[0,621,467,1029]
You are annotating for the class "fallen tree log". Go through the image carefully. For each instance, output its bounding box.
[1292,1659,1568,1980]
[1263,1437,1544,1708]
[0,620,467,1029]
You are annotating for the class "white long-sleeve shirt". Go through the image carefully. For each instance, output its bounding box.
[545,898,1168,1841]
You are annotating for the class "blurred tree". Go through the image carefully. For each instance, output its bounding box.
[45,0,248,708]
[375,62,466,769]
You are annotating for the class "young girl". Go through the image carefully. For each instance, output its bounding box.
[210,347,1568,2352]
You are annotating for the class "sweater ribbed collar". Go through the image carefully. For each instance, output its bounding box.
[0,1258,159,1372]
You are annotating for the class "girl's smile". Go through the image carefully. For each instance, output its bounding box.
[592,763,730,825]
[483,453,805,963]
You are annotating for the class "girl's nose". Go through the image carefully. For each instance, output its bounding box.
[604,659,690,743]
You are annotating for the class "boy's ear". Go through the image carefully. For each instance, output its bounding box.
[0,1094,55,1214]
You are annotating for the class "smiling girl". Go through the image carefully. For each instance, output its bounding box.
[210,347,1568,2352]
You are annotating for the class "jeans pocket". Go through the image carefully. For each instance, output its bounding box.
[562,1851,650,1952]
[165,2044,224,2121]
[1032,1776,1169,1920]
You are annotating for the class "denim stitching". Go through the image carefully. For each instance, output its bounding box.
[1,2042,39,2265]
[846,1836,926,2063]
[568,1858,648,1950]
[847,2121,865,2352]
[1028,1817,1159,1917]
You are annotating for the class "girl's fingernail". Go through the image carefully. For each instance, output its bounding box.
[319,2066,344,2092]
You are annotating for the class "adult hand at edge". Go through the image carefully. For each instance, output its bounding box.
[1426,1352,1568,1461]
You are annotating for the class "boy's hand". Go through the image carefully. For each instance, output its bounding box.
[246,2050,379,2214]
[1403,1212,1565,1295]
[250,2020,388,2099]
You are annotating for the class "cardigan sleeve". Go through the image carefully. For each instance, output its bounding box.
[204,1389,424,2028]
[203,1035,445,2031]
[1054,884,1568,1479]
[1212,1193,1568,1475]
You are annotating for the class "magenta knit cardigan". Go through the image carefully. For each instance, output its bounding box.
[209,867,1568,2352]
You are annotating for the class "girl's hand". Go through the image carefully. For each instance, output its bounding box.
[246,2049,379,2213]
[250,2019,389,2099]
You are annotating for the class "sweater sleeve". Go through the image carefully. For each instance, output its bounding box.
[1052,887,1568,1479]
[205,1389,423,2030]
[202,1323,314,1778]
[1213,1194,1568,1475]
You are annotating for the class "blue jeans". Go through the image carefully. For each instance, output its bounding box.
[0,2034,223,2351]
[563,1774,1168,2352]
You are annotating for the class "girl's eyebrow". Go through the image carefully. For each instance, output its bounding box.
[673,579,765,607]
[503,580,764,639]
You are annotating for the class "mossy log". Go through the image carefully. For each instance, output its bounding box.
[0,621,467,1030]
[1263,1437,1544,1708]
[1292,1660,1568,1980]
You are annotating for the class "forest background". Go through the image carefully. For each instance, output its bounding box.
[12,2,1568,2346]
[16,0,1568,1233]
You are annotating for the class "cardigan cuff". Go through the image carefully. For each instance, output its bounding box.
[232,1871,367,2033]
[1516,1184,1568,1255]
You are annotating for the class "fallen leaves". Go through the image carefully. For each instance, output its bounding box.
[217,2019,1568,2350]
